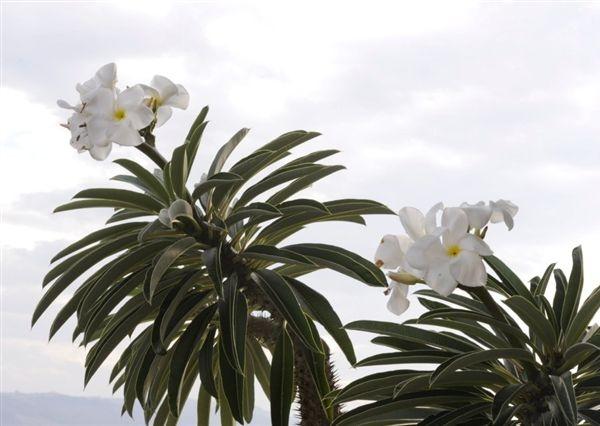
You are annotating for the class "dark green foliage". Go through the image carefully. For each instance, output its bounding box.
[338,246,600,425]
[34,107,394,425]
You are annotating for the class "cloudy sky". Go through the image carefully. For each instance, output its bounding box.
[2,0,600,417]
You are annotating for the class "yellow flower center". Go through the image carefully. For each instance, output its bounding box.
[114,108,126,121]
[447,245,462,257]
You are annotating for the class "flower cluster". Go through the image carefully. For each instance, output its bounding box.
[375,199,518,315]
[58,63,189,160]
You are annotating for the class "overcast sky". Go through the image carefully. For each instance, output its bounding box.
[2,0,600,416]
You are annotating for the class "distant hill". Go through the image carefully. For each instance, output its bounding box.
[1,392,270,425]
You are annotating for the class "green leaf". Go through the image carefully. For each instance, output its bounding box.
[168,304,217,416]
[333,370,422,404]
[492,383,528,425]
[558,342,600,373]
[32,233,139,326]
[553,268,567,328]
[243,344,255,423]
[259,130,320,153]
[408,317,509,349]
[561,246,584,332]
[504,295,557,349]
[208,128,250,176]
[484,256,535,303]
[251,269,322,353]
[266,165,346,205]
[197,328,218,398]
[201,243,224,296]
[356,350,452,367]
[114,159,171,204]
[332,390,480,426]
[197,385,212,426]
[219,341,245,423]
[346,321,477,353]
[550,373,577,424]
[225,202,282,225]
[248,338,271,397]
[185,106,209,167]
[185,105,209,143]
[50,222,145,264]
[73,188,164,212]
[534,262,556,297]
[277,199,330,214]
[285,276,356,365]
[191,172,243,201]
[169,144,189,198]
[240,245,317,267]
[565,285,600,347]
[147,237,198,303]
[420,402,491,426]
[282,243,387,287]
[106,209,152,224]
[153,271,206,353]
[284,149,340,168]
[579,409,600,425]
[218,274,248,373]
[235,163,324,207]
[429,348,533,386]
[270,328,294,426]
[54,199,148,213]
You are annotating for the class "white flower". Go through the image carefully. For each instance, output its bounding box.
[86,86,154,147]
[406,207,493,296]
[460,199,519,231]
[142,75,190,127]
[460,201,492,230]
[76,63,117,102]
[374,203,443,315]
[398,202,444,241]
[59,110,113,160]
[374,235,413,316]
[490,199,519,230]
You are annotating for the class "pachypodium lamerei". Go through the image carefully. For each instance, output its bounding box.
[335,202,600,425]
[35,63,395,426]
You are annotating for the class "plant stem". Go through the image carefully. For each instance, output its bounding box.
[136,140,167,169]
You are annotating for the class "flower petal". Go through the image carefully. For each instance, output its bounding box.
[424,263,457,296]
[89,143,112,161]
[151,75,178,100]
[95,63,117,88]
[459,234,493,256]
[85,88,115,117]
[441,207,469,247]
[374,234,407,269]
[163,84,190,109]
[117,85,145,109]
[449,251,487,287]
[399,206,426,241]
[109,123,143,146]
[126,104,154,130]
[86,116,113,147]
[424,202,444,234]
[490,199,519,230]
[155,105,173,127]
[460,202,492,229]
[406,235,445,271]
[386,282,410,315]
